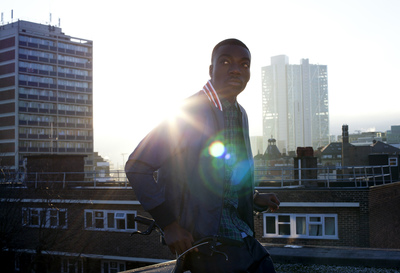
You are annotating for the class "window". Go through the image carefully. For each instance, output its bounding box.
[62,258,83,273]
[102,261,125,273]
[22,207,67,228]
[389,158,398,166]
[263,213,338,239]
[14,254,21,272]
[84,210,136,232]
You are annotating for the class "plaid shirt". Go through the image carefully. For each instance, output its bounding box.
[218,98,254,241]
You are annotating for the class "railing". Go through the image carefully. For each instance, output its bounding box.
[0,165,397,189]
[255,164,395,188]
[0,170,129,189]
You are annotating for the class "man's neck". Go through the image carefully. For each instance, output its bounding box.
[220,95,237,105]
[221,95,237,104]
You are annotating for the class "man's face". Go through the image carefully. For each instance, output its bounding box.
[209,44,251,100]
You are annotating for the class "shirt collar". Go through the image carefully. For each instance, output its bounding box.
[202,80,223,111]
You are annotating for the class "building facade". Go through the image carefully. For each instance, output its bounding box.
[250,135,264,158]
[0,20,93,171]
[261,55,329,155]
[387,125,400,144]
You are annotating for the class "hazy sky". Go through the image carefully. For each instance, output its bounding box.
[2,0,400,168]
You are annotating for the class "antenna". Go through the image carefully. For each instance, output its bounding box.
[11,9,13,22]
[49,13,52,24]
[58,18,61,27]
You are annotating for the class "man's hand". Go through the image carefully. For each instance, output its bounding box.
[163,221,195,255]
[254,192,280,212]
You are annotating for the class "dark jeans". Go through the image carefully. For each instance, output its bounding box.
[184,236,276,273]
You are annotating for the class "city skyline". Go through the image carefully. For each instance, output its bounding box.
[1,0,400,167]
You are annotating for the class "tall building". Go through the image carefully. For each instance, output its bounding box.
[261,55,329,154]
[387,125,400,144]
[250,135,264,157]
[0,20,93,170]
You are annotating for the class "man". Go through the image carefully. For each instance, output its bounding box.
[125,39,280,272]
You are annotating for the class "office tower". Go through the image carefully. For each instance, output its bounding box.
[261,55,329,154]
[250,135,264,157]
[0,20,93,170]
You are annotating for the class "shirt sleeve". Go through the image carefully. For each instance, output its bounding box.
[125,118,185,229]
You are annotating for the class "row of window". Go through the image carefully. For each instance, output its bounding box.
[19,75,89,88]
[263,213,338,239]
[20,48,54,59]
[20,61,90,76]
[58,79,89,88]
[63,259,125,273]
[19,127,92,137]
[322,155,342,159]
[58,54,89,64]
[22,207,338,240]
[85,210,136,231]
[20,141,93,149]
[58,66,89,76]
[58,42,90,53]
[20,61,54,72]
[20,35,90,53]
[20,35,56,47]
[22,208,137,232]
[22,207,67,228]
[62,259,124,273]
[19,48,90,64]
[19,114,92,124]
[20,87,90,101]
[15,256,122,273]
[19,101,90,112]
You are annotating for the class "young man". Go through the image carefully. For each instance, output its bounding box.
[125,39,280,272]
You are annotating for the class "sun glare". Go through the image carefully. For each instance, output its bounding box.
[209,141,225,158]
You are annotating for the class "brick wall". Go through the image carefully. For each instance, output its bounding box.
[2,188,175,261]
[369,181,400,248]
[3,182,399,270]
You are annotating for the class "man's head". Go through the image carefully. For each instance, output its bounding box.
[209,39,251,101]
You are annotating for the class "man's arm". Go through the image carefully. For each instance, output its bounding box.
[125,129,179,229]
[125,99,205,254]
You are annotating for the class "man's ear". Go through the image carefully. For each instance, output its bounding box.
[209,65,213,78]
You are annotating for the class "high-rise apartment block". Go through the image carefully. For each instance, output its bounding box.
[0,20,93,170]
[261,55,329,154]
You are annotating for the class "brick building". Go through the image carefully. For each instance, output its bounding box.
[1,141,400,272]
[256,182,400,249]
[2,177,400,272]
[1,186,175,273]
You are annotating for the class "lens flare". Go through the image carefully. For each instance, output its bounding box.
[208,141,225,157]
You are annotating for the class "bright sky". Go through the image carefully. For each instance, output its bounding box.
[3,0,400,168]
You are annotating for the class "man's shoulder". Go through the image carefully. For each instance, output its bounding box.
[181,91,212,113]
[237,102,247,115]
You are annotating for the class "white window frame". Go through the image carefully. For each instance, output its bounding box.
[102,260,126,273]
[14,254,20,272]
[22,207,67,229]
[263,213,338,239]
[84,209,137,232]
[389,157,398,166]
[61,258,83,273]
